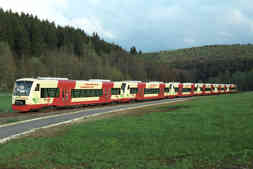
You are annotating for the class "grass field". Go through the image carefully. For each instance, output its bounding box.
[0,92,12,112]
[0,92,253,169]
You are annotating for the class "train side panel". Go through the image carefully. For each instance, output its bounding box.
[181,83,194,97]
[212,84,219,95]
[70,81,113,106]
[141,82,164,100]
[230,84,237,93]
[110,81,140,103]
[194,83,204,96]
[164,83,178,98]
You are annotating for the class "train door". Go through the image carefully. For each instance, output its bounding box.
[194,84,199,96]
[120,83,126,98]
[211,84,214,95]
[58,80,75,106]
[106,87,111,102]
[159,83,165,98]
[178,83,183,97]
[136,83,145,100]
[62,88,71,105]
[169,83,175,98]
[218,85,221,94]
[102,82,113,103]
[203,84,206,95]
[224,85,228,94]
[191,84,194,96]
[124,83,131,98]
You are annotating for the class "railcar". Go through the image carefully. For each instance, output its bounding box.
[12,77,114,112]
[110,81,140,103]
[12,77,70,111]
[70,79,113,106]
[136,81,165,101]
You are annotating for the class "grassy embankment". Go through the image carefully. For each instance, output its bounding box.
[0,92,253,169]
[0,92,12,112]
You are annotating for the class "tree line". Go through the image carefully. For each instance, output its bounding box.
[142,44,253,91]
[0,9,158,90]
[0,8,253,91]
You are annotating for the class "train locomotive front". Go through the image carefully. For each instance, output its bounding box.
[12,78,38,111]
[12,77,71,112]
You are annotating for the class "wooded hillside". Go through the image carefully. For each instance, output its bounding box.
[140,44,253,91]
[0,9,148,90]
[0,9,252,91]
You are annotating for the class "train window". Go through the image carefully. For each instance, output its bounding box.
[144,88,160,94]
[182,88,192,93]
[71,89,80,98]
[13,81,33,96]
[130,88,138,94]
[164,88,170,92]
[72,89,103,98]
[99,89,103,96]
[41,88,60,98]
[111,88,121,95]
[35,84,40,91]
[41,88,48,98]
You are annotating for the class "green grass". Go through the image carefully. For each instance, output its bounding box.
[0,92,12,112]
[0,92,253,169]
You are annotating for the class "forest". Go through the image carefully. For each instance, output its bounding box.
[0,8,253,91]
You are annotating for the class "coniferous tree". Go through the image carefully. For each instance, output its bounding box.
[130,46,137,55]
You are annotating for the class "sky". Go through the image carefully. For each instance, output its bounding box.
[0,0,253,52]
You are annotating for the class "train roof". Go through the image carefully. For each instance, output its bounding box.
[88,79,111,82]
[146,81,164,84]
[16,77,70,82]
[37,77,69,80]
[121,80,142,83]
[165,82,181,84]
[182,82,194,85]
[16,78,37,82]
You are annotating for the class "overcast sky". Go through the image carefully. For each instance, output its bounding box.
[0,0,253,52]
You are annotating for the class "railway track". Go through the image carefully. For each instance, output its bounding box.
[0,101,141,123]
[0,98,191,143]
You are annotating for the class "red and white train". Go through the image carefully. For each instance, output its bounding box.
[12,77,237,112]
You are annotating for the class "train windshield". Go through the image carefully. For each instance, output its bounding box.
[13,81,33,96]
